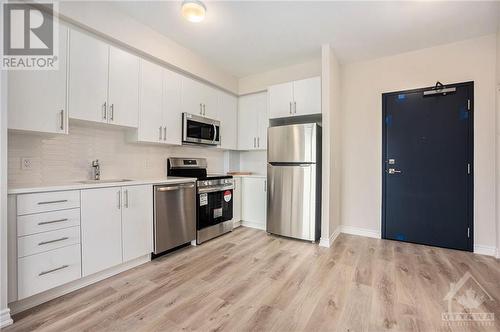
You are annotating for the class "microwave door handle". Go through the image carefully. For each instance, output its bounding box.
[212,124,217,143]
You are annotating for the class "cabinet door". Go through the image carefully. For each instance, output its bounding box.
[233,177,242,223]
[163,69,183,145]
[201,85,219,119]
[237,94,259,150]
[256,92,269,150]
[81,187,123,276]
[268,81,293,119]
[8,26,68,134]
[181,77,204,116]
[241,177,267,229]
[108,46,140,127]
[138,60,163,143]
[69,29,108,123]
[219,93,238,150]
[293,76,321,116]
[121,185,153,262]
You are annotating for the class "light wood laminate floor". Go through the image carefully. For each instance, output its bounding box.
[5,227,500,332]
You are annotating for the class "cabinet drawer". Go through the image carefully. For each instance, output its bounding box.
[17,208,81,237]
[18,226,80,258]
[18,244,81,300]
[17,191,80,215]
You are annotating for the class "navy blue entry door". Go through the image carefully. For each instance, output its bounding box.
[382,82,473,251]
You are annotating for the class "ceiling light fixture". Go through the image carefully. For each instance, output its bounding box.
[181,0,206,23]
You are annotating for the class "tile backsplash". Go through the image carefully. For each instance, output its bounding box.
[8,123,227,187]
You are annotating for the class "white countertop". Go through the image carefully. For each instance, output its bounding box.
[231,174,267,178]
[8,177,197,195]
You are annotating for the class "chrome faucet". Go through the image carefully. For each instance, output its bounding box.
[92,159,100,180]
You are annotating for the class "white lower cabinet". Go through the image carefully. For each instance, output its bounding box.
[232,177,242,225]
[81,185,153,276]
[241,177,267,230]
[81,187,123,276]
[121,185,153,261]
[18,244,81,300]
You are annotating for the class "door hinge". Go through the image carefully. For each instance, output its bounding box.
[467,227,470,238]
[467,99,471,111]
[467,163,471,174]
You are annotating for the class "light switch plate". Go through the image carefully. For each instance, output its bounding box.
[21,158,33,170]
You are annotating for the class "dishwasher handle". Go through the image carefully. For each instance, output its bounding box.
[156,183,195,192]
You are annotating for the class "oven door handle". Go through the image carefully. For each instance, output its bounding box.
[198,185,233,194]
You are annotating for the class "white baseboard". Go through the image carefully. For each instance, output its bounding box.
[9,254,150,315]
[241,220,266,231]
[319,227,341,248]
[233,219,242,228]
[340,225,381,239]
[0,308,13,328]
[474,244,498,257]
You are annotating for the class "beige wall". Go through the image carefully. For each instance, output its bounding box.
[340,34,497,249]
[57,1,238,94]
[238,58,321,95]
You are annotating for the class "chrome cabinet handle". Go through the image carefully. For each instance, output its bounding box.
[289,102,292,114]
[38,218,68,226]
[39,265,69,276]
[117,190,121,209]
[37,199,67,205]
[253,137,256,148]
[38,237,69,246]
[110,104,114,121]
[163,126,167,141]
[159,126,162,140]
[257,137,260,148]
[124,189,129,208]
[294,101,297,114]
[200,103,203,115]
[103,102,107,119]
[60,110,64,130]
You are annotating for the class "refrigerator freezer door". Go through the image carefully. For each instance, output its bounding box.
[267,163,316,241]
[268,123,317,163]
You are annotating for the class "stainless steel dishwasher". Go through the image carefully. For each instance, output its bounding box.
[153,182,196,255]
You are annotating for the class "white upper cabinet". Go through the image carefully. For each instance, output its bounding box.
[121,185,153,262]
[268,76,321,119]
[292,76,321,116]
[69,30,139,127]
[219,92,238,150]
[181,77,218,119]
[8,25,69,134]
[138,59,164,143]
[163,69,183,145]
[136,59,182,145]
[268,81,293,119]
[69,29,109,124]
[238,92,268,150]
[108,46,140,127]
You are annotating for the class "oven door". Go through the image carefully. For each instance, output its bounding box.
[197,187,233,230]
[183,113,220,145]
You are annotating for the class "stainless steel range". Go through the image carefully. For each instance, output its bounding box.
[167,158,234,244]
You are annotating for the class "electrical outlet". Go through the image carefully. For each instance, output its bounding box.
[21,157,33,170]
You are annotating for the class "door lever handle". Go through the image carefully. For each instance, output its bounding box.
[387,168,402,175]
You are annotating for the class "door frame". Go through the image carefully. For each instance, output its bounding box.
[381,81,474,251]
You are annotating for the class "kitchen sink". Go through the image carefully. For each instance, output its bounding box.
[78,179,133,184]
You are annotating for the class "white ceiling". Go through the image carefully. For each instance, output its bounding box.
[113,1,500,78]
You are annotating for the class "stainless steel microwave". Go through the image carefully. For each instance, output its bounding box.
[182,113,220,146]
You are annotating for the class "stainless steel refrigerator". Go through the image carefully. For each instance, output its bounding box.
[267,123,321,242]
